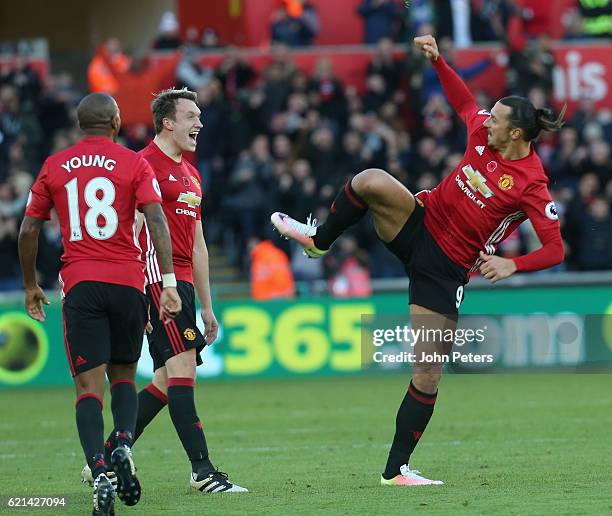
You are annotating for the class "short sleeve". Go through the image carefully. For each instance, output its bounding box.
[133,155,163,210]
[25,162,53,220]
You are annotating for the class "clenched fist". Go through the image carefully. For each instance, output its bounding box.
[414,35,440,61]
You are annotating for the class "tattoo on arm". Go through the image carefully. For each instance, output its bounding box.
[142,203,174,275]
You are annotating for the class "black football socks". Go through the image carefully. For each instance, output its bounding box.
[104,382,168,463]
[133,383,168,443]
[109,379,137,444]
[75,393,106,478]
[167,377,215,477]
[313,180,368,251]
[383,381,437,479]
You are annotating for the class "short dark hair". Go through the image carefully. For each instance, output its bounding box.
[151,88,198,134]
[499,96,566,142]
[77,93,118,132]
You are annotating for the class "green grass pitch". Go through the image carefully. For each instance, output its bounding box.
[1,373,611,515]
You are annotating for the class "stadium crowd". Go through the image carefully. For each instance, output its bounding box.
[1,1,611,293]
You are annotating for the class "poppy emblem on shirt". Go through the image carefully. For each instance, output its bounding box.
[486,161,498,173]
[182,177,191,187]
[498,174,514,191]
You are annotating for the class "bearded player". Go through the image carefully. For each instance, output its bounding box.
[271,35,565,486]
[81,88,247,492]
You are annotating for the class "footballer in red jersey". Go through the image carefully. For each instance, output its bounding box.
[93,88,247,494]
[271,35,565,487]
[18,93,181,515]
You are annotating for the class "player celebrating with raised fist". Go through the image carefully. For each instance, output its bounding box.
[271,35,565,486]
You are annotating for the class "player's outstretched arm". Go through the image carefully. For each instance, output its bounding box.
[142,202,182,322]
[18,216,50,322]
[193,220,218,345]
[414,35,478,120]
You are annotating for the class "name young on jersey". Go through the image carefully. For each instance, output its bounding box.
[61,155,117,173]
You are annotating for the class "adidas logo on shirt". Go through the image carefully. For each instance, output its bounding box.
[475,146,485,156]
[169,174,177,182]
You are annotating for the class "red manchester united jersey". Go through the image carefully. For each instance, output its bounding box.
[25,135,162,295]
[417,57,563,273]
[139,141,202,285]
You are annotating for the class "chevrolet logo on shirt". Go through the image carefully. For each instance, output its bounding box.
[462,165,494,199]
[177,191,202,208]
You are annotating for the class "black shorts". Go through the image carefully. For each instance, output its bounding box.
[62,281,148,377]
[384,203,468,318]
[146,281,205,371]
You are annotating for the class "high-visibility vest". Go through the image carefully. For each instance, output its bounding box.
[87,53,130,95]
[329,257,372,298]
[250,240,295,300]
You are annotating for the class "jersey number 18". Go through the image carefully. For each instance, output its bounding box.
[64,177,118,241]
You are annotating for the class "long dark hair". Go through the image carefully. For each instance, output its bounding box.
[499,96,566,142]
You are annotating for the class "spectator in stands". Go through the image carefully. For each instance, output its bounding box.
[507,35,555,96]
[563,7,586,40]
[570,98,598,131]
[326,236,372,298]
[0,85,42,179]
[249,235,295,300]
[196,78,229,193]
[548,126,586,183]
[308,58,348,127]
[268,43,298,82]
[202,27,223,50]
[470,0,515,42]
[405,0,433,37]
[224,135,277,265]
[431,0,472,48]
[564,173,601,268]
[271,0,320,47]
[152,11,182,50]
[176,46,214,91]
[578,197,612,270]
[357,0,401,44]
[2,54,41,108]
[216,46,256,102]
[367,38,404,96]
[87,38,130,95]
[581,140,612,185]
[183,26,201,48]
[510,0,554,39]
[37,74,76,157]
